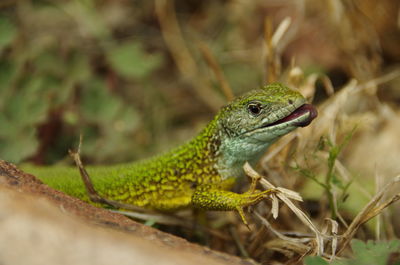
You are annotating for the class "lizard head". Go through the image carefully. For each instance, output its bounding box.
[215,83,317,177]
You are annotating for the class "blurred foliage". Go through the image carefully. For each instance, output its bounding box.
[305,239,400,265]
[2,0,397,165]
[0,0,271,164]
[108,41,163,79]
[0,1,166,163]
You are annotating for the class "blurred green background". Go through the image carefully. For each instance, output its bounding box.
[0,0,268,165]
[0,0,399,165]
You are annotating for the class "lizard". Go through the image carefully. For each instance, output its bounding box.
[25,83,317,225]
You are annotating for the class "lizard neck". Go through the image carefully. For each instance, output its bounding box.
[187,114,272,181]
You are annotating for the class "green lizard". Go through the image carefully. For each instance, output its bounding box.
[26,83,317,224]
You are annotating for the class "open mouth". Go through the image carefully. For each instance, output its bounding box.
[267,104,318,128]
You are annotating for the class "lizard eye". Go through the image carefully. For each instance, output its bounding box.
[248,103,262,116]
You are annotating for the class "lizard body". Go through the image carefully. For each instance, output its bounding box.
[26,83,317,219]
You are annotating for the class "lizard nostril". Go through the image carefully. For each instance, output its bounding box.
[288,99,294,104]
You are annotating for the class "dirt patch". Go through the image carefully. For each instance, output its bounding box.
[0,160,254,265]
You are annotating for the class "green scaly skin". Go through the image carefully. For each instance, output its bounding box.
[25,83,317,220]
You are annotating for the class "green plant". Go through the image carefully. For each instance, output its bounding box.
[293,128,355,220]
[305,239,400,265]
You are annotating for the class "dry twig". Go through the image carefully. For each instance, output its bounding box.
[155,0,224,111]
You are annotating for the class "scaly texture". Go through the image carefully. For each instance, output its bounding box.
[26,83,317,219]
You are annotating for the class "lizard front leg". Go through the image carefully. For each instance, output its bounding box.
[191,181,273,227]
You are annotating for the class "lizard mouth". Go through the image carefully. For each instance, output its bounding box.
[266,104,318,128]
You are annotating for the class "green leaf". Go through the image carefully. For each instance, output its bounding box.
[80,78,139,130]
[35,51,65,76]
[328,145,339,169]
[351,240,400,265]
[0,60,16,96]
[0,113,16,138]
[317,136,326,151]
[112,107,140,132]
[6,76,50,125]
[107,41,163,79]
[67,53,91,82]
[0,16,17,50]
[81,79,122,123]
[332,174,345,189]
[328,240,400,265]
[0,128,38,163]
[304,256,329,265]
